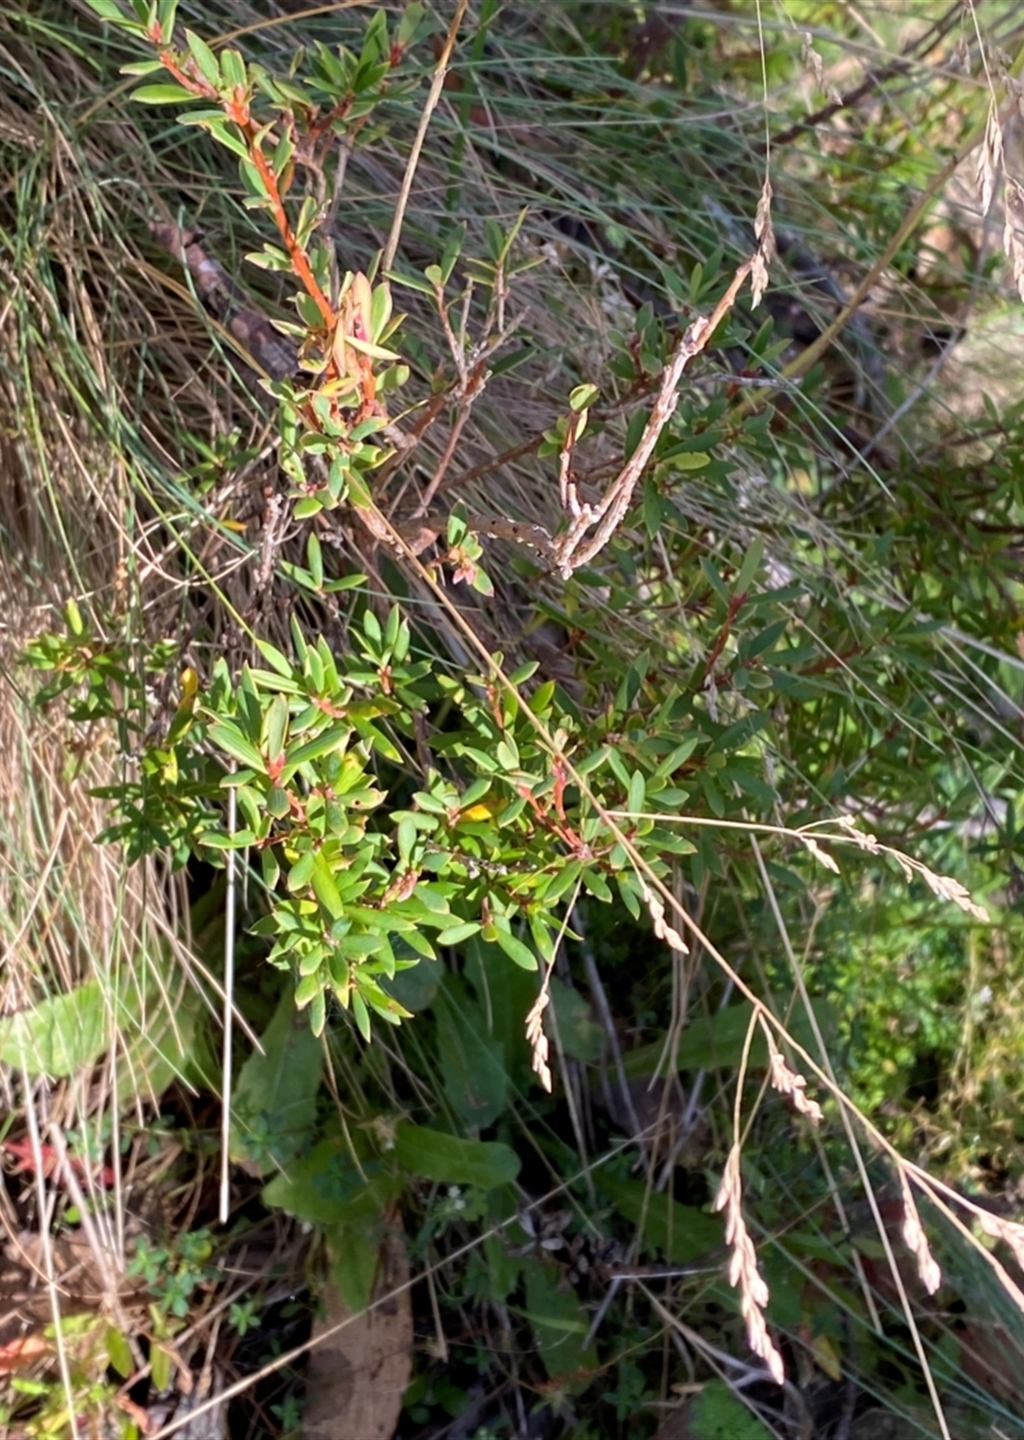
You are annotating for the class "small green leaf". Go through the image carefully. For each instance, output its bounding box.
[220,47,248,89]
[295,971,322,1007]
[699,556,730,604]
[668,450,711,471]
[229,989,323,1173]
[492,928,537,971]
[156,0,178,40]
[734,535,764,596]
[311,852,345,921]
[284,723,354,771]
[86,0,130,20]
[628,769,646,816]
[151,1344,173,1394]
[256,639,295,679]
[437,921,482,946]
[240,156,269,200]
[287,851,315,891]
[264,693,289,764]
[209,722,266,772]
[385,268,436,297]
[267,785,290,818]
[131,83,197,104]
[185,28,220,86]
[106,1326,133,1380]
[351,987,371,1041]
[120,58,167,75]
[569,383,599,412]
[439,224,466,284]
[307,531,324,589]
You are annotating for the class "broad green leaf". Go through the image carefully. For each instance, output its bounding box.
[0,953,216,1095]
[687,1379,774,1439]
[263,1135,397,1226]
[622,998,836,1078]
[521,1254,597,1387]
[464,936,535,1089]
[395,1123,520,1188]
[326,1220,380,1314]
[600,1171,721,1263]
[115,980,215,1102]
[434,980,509,1126]
[229,989,323,1173]
[548,978,604,1062]
[0,981,106,1076]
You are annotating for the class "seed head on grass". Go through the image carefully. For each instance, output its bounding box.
[762,1021,823,1126]
[898,1170,942,1296]
[713,1143,786,1385]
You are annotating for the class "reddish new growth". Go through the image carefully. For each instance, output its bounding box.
[2,1136,115,1189]
[517,756,594,862]
[152,37,390,427]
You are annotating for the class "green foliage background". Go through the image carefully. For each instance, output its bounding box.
[4,1,1024,1437]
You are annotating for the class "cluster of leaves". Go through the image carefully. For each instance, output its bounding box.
[27,574,793,1043]
[0,1315,134,1438]
[89,0,424,520]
